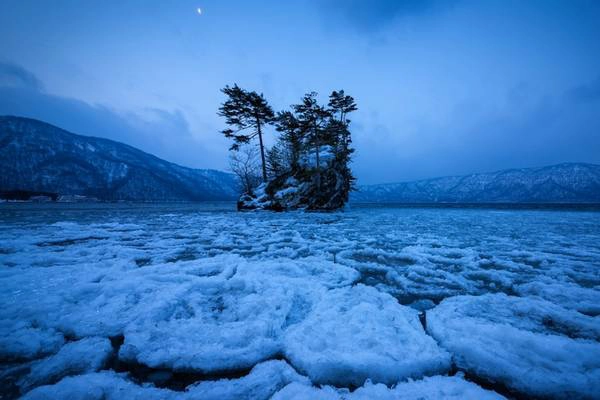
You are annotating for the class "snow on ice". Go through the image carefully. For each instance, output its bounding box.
[0,321,64,362]
[17,337,112,392]
[1,204,600,398]
[427,293,600,398]
[22,360,309,400]
[284,284,450,386]
[272,374,507,399]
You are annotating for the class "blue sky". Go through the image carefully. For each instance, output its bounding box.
[1,0,599,184]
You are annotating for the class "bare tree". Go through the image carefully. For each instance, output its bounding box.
[229,145,262,195]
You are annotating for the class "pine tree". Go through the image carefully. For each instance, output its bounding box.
[218,84,274,182]
[221,86,359,211]
[274,110,304,170]
[328,90,358,199]
[328,90,357,151]
[266,143,287,177]
[292,92,332,189]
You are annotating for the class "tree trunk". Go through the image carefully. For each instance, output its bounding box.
[256,119,268,182]
[314,123,321,191]
[341,112,347,149]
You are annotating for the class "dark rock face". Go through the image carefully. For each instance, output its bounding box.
[238,162,350,211]
[0,116,239,201]
[353,163,600,203]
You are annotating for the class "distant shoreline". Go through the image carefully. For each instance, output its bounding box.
[2,200,600,212]
[349,202,600,211]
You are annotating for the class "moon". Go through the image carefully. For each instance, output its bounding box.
[196,8,202,15]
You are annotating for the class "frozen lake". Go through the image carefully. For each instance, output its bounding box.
[1,203,600,399]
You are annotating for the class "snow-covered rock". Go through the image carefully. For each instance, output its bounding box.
[238,149,351,211]
[427,294,600,399]
[272,374,506,399]
[18,337,112,393]
[283,284,451,386]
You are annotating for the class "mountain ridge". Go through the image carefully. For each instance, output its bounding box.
[2,115,599,203]
[0,115,238,201]
[353,162,600,203]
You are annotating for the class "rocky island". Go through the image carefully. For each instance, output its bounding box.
[218,86,357,211]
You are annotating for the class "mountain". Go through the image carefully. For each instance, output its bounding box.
[0,116,238,201]
[3,115,599,204]
[353,163,600,203]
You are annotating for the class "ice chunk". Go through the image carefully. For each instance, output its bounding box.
[22,371,176,400]
[18,337,112,392]
[3,205,600,397]
[185,360,310,399]
[45,270,191,338]
[0,320,64,361]
[234,256,359,289]
[427,293,600,398]
[118,277,295,372]
[515,281,600,316]
[273,375,506,399]
[349,375,506,399]
[22,360,308,400]
[117,255,355,373]
[0,255,237,342]
[272,382,340,400]
[283,284,451,386]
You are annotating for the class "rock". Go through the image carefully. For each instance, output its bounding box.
[238,161,350,211]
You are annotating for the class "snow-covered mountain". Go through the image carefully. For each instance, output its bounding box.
[3,115,599,204]
[353,163,600,203]
[0,116,238,201]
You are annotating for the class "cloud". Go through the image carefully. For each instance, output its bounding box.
[0,62,43,90]
[1,61,599,185]
[566,76,600,104]
[0,63,215,170]
[319,0,458,33]
[352,77,600,184]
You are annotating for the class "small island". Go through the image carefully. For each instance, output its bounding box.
[218,85,357,211]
